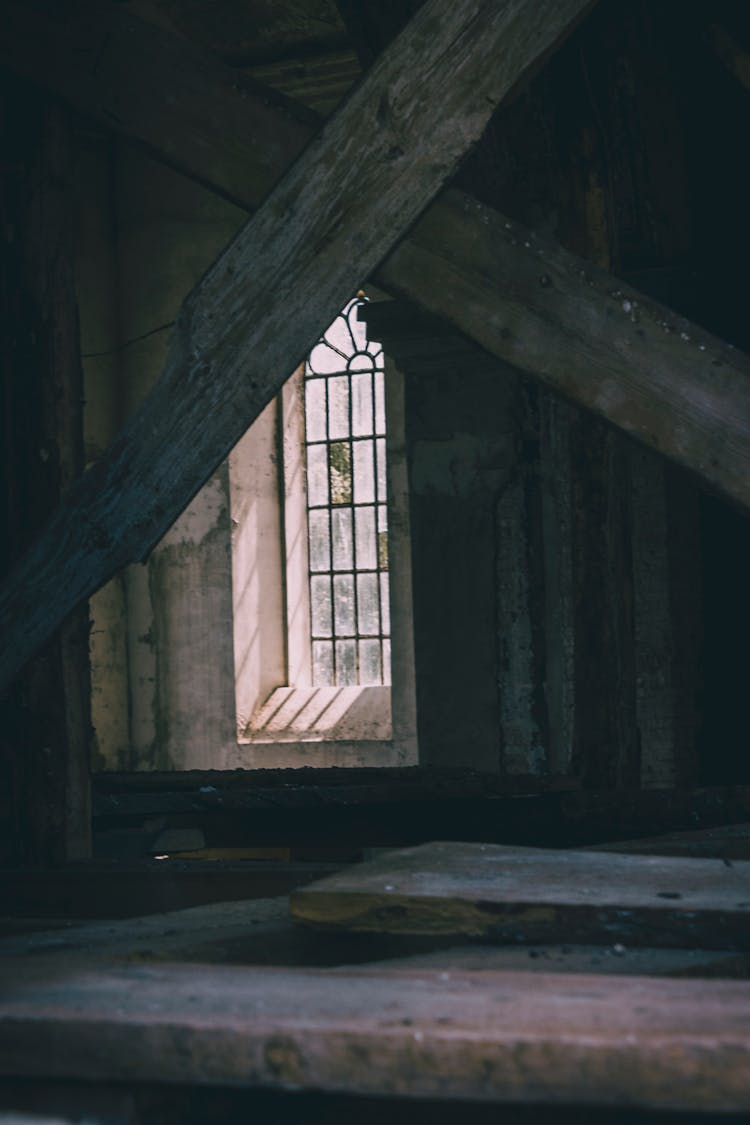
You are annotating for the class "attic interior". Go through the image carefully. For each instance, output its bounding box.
[2,0,750,1120]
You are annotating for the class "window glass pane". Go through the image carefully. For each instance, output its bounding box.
[376,437,387,503]
[305,377,326,441]
[308,509,330,573]
[357,573,380,635]
[374,369,386,435]
[310,575,332,637]
[382,639,391,683]
[335,639,356,685]
[328,375,350,440]
[353,439,375,504]
[333,573,355,635]
[359,639,382,685]
[377,505,389,571]
[328,442,352,505]
[312,641,334,685]
[332,508,353,571]
[351,372,373,436]
[349,351,374,372]
[355,506,377,570]
[380,572,390,634]
[304,297,391,688]
[306,444,328,506]
[308,340,342,375]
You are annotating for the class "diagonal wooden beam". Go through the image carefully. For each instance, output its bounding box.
[4,1,749,513]
[376,190,750,508]
[0,0,596,691]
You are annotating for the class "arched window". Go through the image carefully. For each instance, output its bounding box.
[304,296,391,687]
[229,295,416,767]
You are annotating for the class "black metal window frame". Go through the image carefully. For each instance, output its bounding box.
[303,296,391,687]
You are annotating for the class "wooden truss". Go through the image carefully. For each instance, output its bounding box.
[1,0,749,691]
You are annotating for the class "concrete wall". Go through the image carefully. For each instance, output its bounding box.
[80,143,246,770]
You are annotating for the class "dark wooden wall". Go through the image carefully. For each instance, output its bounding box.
[0,74,91,863]
[367,0,750,788]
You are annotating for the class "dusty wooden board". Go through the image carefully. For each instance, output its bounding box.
[376,189,750,508]
[291,841,750,948]
[0,0,595,694]
[1,959,750,1110]
[3,897,744,979]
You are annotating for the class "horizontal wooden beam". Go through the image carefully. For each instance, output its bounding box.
[2,959,750,1110]
[0,0,595,693]
[89,777,750,851]
[376,190,750,509]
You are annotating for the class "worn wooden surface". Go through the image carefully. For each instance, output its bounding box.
[291,841,750,948]
[1,955,750,1111]
[0,0,594,694]
[3,895,746,979]
[377,188,750,509]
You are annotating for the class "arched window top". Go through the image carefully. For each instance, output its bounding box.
[306,296,384,376]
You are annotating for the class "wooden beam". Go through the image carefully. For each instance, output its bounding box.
[376,190,750,507]
[4,1,749,516]
[0,0,595,693]
[2,959,750,1111]
[291,840,750,949]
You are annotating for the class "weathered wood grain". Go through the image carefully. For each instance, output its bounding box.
[2,960,750,1111]
[291,841,750,948]
[0,0,595,693]
[376,189,750,509]
[2,896,745,979]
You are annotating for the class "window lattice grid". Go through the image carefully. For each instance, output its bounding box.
[304,298,391,687]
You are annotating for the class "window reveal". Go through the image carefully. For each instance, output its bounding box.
[304,297,391,686]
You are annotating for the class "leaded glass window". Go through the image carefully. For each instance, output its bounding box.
[304,297,390,686]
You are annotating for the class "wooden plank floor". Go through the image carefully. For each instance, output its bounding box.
[2,957,750,1112]
[291,841,750,947]
[2,897,745,977]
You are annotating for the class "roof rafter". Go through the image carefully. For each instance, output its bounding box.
[0,0,597,691]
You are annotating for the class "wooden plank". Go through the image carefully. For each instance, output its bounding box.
[2,897,746,980]
[291,841,750,948]
[2,3,747,525]
[375,189,750,509]
[0,0,595,695]
[2,960,750,1111]
[5,1,746,529]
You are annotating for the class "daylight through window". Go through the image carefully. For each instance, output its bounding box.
[304,297,391,687]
